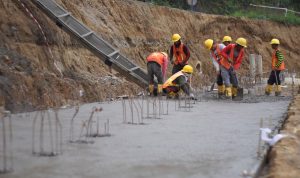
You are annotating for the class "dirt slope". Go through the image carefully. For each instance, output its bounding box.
[268,93,300,178]
[1,0,300,112]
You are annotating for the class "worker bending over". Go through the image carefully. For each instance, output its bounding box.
[169,34,190,74]
[204,39,226,97]
[265,39,285,96]
[146,52,168,95]
[220,38,247,99]
[163,65,194,99]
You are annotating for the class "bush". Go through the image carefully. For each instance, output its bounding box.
[232,10,300,25]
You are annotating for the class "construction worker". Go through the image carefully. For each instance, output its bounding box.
[169,34,191,74]
[163,65,194,98]
[265,39,285,96]
[146,52,168,95]
[222,36,232,46]
[204,39,226,97]
[220,37,247,99]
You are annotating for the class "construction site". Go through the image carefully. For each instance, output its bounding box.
[1,0,300,178]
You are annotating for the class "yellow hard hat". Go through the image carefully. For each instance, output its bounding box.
[182,65,193,74]
[204,39,214,50]
[270,39,280,45]
[172,34,181,42]
[161,52,168,58]
[236,38,247,48]
[222,36,232,42]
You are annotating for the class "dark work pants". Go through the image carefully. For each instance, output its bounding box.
[172,64,185,74]
[216,71,223,86]
[147,62,163,84]
[220,66,238,88]
[267,70,281,85]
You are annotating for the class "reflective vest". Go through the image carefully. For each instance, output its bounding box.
[220,44,244,70]
[272,49,285,70]
[163,71,184,89]
[173,44,187,65]
[211,44,222,64]
[146,52,164,66]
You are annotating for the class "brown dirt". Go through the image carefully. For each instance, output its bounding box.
[267,93,300,178]
[1,0,300,113]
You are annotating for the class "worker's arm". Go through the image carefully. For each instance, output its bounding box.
[233,50,244,70]
[210,52,220,72]
[181,45,190,64]
[169,46,174,64]
[221,44,232,61]
[275,50,284,69]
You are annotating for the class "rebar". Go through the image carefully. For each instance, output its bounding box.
[176,96,193,112]
[122,99,127,123]
[32,109,63,156]
[128,96,145,124]
[257,118,263,158]
[69,105,80,142]
[0,110,13,174]
[86,107,110,137]
[144,95,163,119]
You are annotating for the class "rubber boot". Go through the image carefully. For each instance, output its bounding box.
[265,84,272,96]
[218,85,225,98]
[148,84,154,95]
[275,85,282,96]
[167,91,178,99]
[157,84,163,94]
[225,87,232,98]
[232,87,238,100]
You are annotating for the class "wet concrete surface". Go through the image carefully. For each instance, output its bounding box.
[1,96,291,178]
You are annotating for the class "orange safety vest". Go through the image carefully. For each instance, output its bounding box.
[146,52,164,66]
[220,44,244,70]
[271,49,285,70]
[163,71,184,89]
[173,44,187,65]
[211,44,222,64]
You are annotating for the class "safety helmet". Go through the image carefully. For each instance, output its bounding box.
[182,65,193,74]
[172,34,181,42]
[204,39,214,50]
[270,39,280,45]
[161,52,168,58]
[236,38,247,48]
[222,36,232,42]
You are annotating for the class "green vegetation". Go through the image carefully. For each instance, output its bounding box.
[138,0,300,25]
[232,10,300,25]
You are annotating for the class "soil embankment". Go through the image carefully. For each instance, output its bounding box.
[1,0,300,112]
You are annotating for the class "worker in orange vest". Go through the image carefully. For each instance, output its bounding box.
[146,52,168,95]
[169,34,191,74]
[265,39,285,96]
[220,38,247,99]
[204,39,226,97]
[163,65,194,99]
[222,36,232,46]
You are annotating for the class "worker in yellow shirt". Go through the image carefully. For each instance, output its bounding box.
[163,65,194,99]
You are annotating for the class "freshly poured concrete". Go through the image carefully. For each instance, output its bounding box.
[1,99,290,178]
